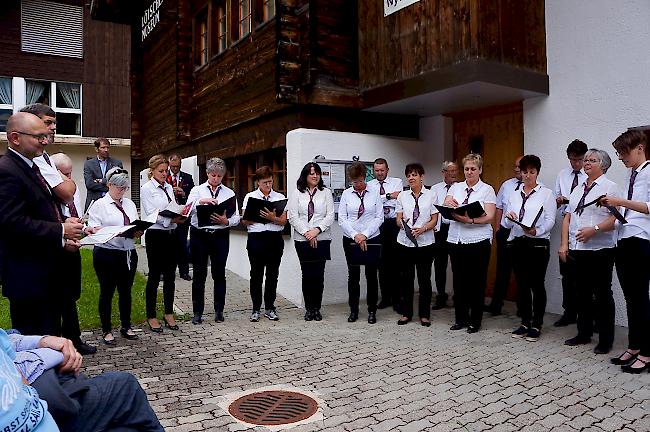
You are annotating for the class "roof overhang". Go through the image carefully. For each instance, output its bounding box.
[89,0,136,24]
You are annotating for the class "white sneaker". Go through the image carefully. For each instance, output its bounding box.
[264,309,279,321]
[250,311,261,322]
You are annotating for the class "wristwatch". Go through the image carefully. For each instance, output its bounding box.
[386,193,392,200]
[594,225,600,232]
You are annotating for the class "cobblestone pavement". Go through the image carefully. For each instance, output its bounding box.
[82,246,650,431]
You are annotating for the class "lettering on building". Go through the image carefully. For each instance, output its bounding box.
[142,0,163,41]
[384,0,420,17]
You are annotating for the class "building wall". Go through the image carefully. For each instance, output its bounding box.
[523,0,650,325]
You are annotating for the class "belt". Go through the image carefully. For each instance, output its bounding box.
[191,226,228,235]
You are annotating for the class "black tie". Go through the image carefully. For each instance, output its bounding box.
[570,170,580,193]
[159,185,172,203]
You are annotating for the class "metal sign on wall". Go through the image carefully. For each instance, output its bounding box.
[141,0,163,41]
[384,0,421,17]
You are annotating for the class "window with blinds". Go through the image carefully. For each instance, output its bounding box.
[21,0,84,59]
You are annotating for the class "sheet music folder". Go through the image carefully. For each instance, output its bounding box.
[344,241,381,266]
[196,197,237,227]
[242,198,288,224]
[434,201,485,220]
[506,206,544,231]
[573,194,627,223]
[401,220,419,247]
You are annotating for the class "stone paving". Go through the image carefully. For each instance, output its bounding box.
[82,246,650,431]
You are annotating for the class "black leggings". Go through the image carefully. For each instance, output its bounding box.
[145,229,177,318]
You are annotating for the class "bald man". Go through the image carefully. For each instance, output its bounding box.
[0,113,83,335]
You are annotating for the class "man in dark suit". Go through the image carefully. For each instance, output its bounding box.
[0,113,83,335]
[83,137,123,210]
[168,153,195,280]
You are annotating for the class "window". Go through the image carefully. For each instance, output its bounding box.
[215,2,228,54]
[239,0,252,39]
[25,80,82,135]
[224,148,287,205]
[21,0,83,59]
[263,0,275,21]
[0,77,12,132]
[195,9,209,66]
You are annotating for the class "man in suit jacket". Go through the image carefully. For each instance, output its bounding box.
[0,113,83,336]
[168,154,195,280]
[83,137,123,210]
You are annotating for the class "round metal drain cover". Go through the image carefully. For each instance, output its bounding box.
[228,390,318,426]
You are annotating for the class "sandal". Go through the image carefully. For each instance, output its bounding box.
[621,356,650,374]
[610,350,639,366]
[120,327,139,340]
[102,331,116,345]
[147,319,163,333]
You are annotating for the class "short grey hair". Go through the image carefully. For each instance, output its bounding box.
[206,157,227,175]
[50,152,72,171]
[442,161,458,171]
[585,148,612,173]
[106,166,130,187]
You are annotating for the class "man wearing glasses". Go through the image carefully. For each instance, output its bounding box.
[0,112,84,336]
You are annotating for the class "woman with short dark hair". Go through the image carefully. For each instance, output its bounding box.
[287,162,335,321]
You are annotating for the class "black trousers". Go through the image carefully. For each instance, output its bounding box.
[559,256,579,320]
[449,240,491,328]
[399,244,434,319]
[378,218,400,305]
[175,220,191,276]
[247,231,284,311]
[190,227,229,316]
[491,226,513,309]
[60,250,82,343]
[10,297,61,336]
[144,229,177,318]
[93,247,138,333]
[433,223,450,301]
[511,237,550,329]
[616,237,650,355]
[295,240,330,311]
[572,247,615,347]
[343,236,380,313]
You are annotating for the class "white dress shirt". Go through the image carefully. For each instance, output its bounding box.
[338,186,383,240]
[395,187,438,247]
[186,182,240,230]
[368,176,404,219]
[140,178,177,230]
[502,184,557,240]
[33,151,63,189]
[446,179,497,244]
[87,194,139,250]
[496,177,523,227]
[431,181,455,231]
[242,189,286,233]
[617,160,650,241]
[61,189,82,218]
[287,187,335,241]
[566,175,621,250]
[555,167,587,214]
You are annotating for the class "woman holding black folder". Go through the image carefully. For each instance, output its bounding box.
[185,157,240,325]
[287,162,335,321]
[444,153,496,333]
[338,161,384,324]
[557,149,620,355]
[502,155,556,342]
[88,167,143,345]
[395,163,439,326]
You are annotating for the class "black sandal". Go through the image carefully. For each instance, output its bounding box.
[163,317,179,331]
[102,331,116,345]
[621,356,650,374]
[610,350,638,366]
[120,328,139,340]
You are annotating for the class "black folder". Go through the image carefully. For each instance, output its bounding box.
[294,240,331,262]
[344,241,382,266]
[196,197,237,227]
[401,220,419,247]
[122,219,156,238]
[574,194,627,223]
[506,207,544,231]
[434,201,485,220]
[242,197,288,224]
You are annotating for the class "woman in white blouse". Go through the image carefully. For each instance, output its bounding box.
[88,167,143,345]
[287,162,335,321]
[503,155,557,342]
[140,154,187,333]
[395,163,438,326]
[444,153,496,333]
[559,149,620,353]
[338,161,384,324]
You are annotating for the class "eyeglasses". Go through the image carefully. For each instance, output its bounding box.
[107,168,129,183]
[13,131,48,142]
[583,158,600,164]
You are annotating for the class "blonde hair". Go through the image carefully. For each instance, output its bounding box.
[147,154,168,179]
[462,153,483,170]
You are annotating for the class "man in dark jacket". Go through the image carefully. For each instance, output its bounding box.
[83,137,123,211]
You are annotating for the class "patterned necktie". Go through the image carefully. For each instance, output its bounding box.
[355,190,366,218]
[518,190,536,221]
[32,164,62,223]
[307,188,316,222]
[570,170,580,193]
[575,182,597,216]
[159,184,172,203]
[515,180,523,191]
[67,201,79,218]
[412,192,420,223]
[172,175,178,187]
[379,181,385,195]
[210,185,221,200]
[113,201,131,225]
[42,152,52,166]
[462,187,474,205]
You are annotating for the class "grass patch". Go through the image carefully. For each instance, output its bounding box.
[0,248,164,331]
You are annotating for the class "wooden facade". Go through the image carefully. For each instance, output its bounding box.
[0,0,131,138]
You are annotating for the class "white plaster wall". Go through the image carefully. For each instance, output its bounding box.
[524,0,650,325]
[225,128,443,309]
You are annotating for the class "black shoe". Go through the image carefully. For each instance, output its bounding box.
[554,315,576,327]
[611,350,639,365]
[192,315,203,325]
[120,327,139,340]
[467,326,480,334]
[215,311,225,322]
[397,317,411,325]
[593,344,612,355]
[420,319,431,327]
[348,312,358,323]
[304,310,314,321]
[376,300,392,309]
[368,312,377,324]
[163,317,179,330]
[102,332,116,345]
[313,310,322,321]
[180,273,192,281]
[621,357,650,374]
[74,341,97,355]
[147,319,163,333]
[450,323,465,331]
[564,335,591,346]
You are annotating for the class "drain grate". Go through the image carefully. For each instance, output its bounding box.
[228,390,318,426]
